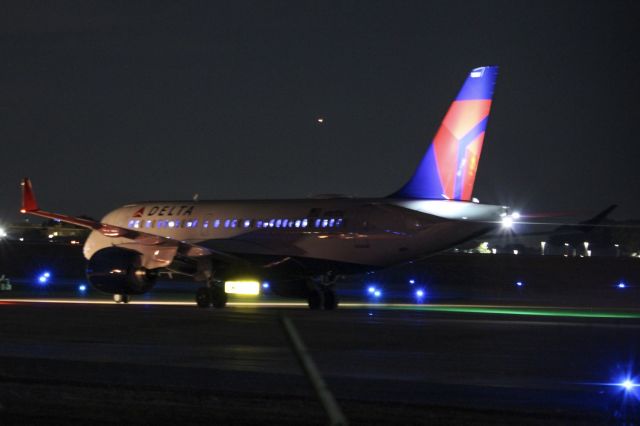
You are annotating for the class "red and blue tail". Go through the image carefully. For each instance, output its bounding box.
[391,66,498,201]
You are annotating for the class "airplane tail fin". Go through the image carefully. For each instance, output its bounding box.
[20,177,39,213]
[390,66,498,200]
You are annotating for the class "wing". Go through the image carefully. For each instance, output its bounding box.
[19,178,239,269]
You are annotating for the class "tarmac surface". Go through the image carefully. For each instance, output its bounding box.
[1,297,639,424]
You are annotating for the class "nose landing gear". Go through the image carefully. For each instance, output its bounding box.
[113,294,130,304]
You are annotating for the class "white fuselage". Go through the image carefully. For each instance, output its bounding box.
[84,198,506,269]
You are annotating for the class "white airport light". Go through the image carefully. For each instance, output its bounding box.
[224,280,260,295]
[513,249,519,255]
[516,281,523,287]
[501,216,513,229]
[0,227,6,238]
[511,211,521,220]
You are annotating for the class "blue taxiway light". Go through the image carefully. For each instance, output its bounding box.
[409,279,416,285]
[78,284,87,292]
[373,290,382,298]
[37,271,52,285]
[621,379,637,391]
[415,289,425,298]
[367,286,376,294]
[618,282,626,289]
[516,281,524,287]
[262,282,270,289]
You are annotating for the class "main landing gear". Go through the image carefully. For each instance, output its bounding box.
[195,284,228,309]
[307,273,339,310]
[308,286,338,310]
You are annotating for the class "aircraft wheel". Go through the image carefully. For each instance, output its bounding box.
[211,286,228,309]
[322,287,338,310]
[196,287,211,308]
[308,289,322,310]
[114,294,130,304]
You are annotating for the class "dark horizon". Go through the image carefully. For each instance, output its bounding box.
[1,1,639,224]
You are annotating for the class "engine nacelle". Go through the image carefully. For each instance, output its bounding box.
[87,247,158,295]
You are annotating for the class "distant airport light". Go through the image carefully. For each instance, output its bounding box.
[367,286,376,294]
[78,284,87,292]
[409,279,415,285]
[511,211,521,220]
[618,282,626,289]
[43,272,50,278]
[513,249,519,255]
[516,281,524,287]
[19,237,24,242]
[262,282,270,289]
[373,290,382,298]
[317,117,324,124]
[224,281,260,295]
[415,289,425,299]
[0,227,7,238]
[491,248,497,254]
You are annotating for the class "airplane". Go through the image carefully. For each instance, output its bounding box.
[20,65,516,309]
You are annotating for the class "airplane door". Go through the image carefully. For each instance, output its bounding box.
[352,206,371,248]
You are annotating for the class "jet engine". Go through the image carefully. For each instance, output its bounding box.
[87,247,158,295]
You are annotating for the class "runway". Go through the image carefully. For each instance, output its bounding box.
[1,297,639,424]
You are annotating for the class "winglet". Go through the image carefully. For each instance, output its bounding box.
[20,178,39,213]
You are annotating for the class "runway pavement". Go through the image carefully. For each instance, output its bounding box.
[0,298,639,424]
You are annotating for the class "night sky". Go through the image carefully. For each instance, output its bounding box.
[1,1,639,224]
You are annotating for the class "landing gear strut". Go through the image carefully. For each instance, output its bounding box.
[195,283,227,309]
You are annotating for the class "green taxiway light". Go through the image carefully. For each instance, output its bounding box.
[379,305,640,319]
